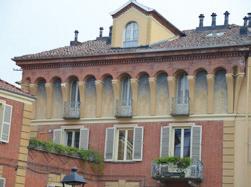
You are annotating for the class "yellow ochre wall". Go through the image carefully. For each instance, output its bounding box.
[111,6,177,48]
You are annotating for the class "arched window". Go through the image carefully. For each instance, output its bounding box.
[123,22,138,48]
[121,76,131,106]
[70,80,80,107]
[176,73,189,104]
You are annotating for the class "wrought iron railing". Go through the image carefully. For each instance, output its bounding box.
[63,101,80,119]
[171,96,190,116]
[115,100,132,118]
[151,160,203,182]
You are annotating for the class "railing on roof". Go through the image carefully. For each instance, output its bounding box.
[63,101,80,119]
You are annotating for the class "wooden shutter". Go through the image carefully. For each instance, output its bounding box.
[79,128,89,150]
[0,177,5,187]
[133,126,144,161]
[53,129,62,145]
[160,126,170,157]
[104,127,115,161]
[191,126,202,161]
[1,104,12,143]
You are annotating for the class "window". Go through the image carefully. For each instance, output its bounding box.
[53,128,89,150]
[0,101,12,143]
[160,125,202,161]
[176,73,189,104]
[120,76,131,106]
[123,22,138,48]
[104,126,144,161]
[0,177,5,187]
[70,80,80,107]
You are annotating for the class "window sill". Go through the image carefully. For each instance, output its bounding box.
[104,160,142,163]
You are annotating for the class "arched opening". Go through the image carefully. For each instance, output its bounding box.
[214,69,227,113]
[195,70,208,113]
[102,76,114,117]
[123,22,139,48]
[36,79,47,119]
[52,78,63,118]
[120,75,132,106]
[84,76,96,117]
[156,73,169,115]
[137,73,150,115]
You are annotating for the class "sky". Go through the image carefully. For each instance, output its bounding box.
[0,0,250,85]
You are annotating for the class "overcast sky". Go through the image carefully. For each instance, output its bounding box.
[0,0,250,85]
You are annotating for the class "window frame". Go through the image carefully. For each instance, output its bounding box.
[123,21,139,48]
[65,129,80,148]
[120,76,132,106]
[0,100,12,143]
[0,176,6,187]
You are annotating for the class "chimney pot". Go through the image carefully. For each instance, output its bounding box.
[211,13,217,27]
[248,13,251,27]
[74,30,79,42]
[244,16,248,27]
[99,27,104,37]
[199,14,205,28]
[224,11,230,26]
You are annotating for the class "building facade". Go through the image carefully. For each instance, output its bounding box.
[14,1,251,187]
[0,79,34,187]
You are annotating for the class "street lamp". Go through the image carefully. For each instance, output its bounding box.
[61,167,86,187]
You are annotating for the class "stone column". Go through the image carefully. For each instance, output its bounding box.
[45,83,53,119]
[112,79,120,113]
[130,78,138,116]
[149,77,156,116]
[188,75,195,114]
[78,81,85,118]
[29,84,38,119]
[207,74,215,114]
[226,73,234,113]
[168,76,176,114]
[95,80,103,118]
[234,72,244,113]
[61,82,69,118]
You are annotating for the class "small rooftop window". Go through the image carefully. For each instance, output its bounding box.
[123,22,139,48]
[206,32,225,37]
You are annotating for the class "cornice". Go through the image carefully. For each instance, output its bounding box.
[20,50,247,70]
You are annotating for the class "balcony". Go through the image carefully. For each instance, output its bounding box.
[171,96,190,116]
[63,101,80,119]
[115,100,132,118]
[151,160,203,183]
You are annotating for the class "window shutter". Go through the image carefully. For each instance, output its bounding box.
[160,126,170,157]
[79,128,89,150]
[191,126,202,161]
[1,104,12,143]
[0,177,5,187]
[53,129,62,145]
[249,128,251,162]
[104,127,115,161]
[133,126,144,161]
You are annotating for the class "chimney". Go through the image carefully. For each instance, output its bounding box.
[99,27,104,37]
[109,26,113,38]
[199,14,205,28]
[244,16,248,27]
[224,11,230,26]
[248,13,251,27]
[74,30,79,42]
[70,30,81,46]
[211,13,217,27]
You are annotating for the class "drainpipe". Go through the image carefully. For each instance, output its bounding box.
[247,56,251,163]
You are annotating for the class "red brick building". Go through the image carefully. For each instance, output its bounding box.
[13,1,251,187]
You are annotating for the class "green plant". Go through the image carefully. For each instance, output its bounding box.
[155,156,191,169]
[28,138,104,173]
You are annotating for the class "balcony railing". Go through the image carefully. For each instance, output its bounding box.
[63,101,80,119]
[151,160,203,182]
[115,100,132,118]
[171,96,190,116]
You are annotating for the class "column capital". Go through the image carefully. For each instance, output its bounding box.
[112,79,119,84]
[95,80,103,85]
[78,80,85,86]
[29,83,37,88]
[167,76,175,81]
[148,77,156,82]
[45,82,52,88]
[130,78,138,83]
[225,73,233,78]
[207,74,215,79]
[187,75,195,80]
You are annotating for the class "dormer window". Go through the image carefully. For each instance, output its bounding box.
[123,22,139,48]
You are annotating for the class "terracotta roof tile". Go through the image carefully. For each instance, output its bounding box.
[0,79,34,98]
[14,25,251,61]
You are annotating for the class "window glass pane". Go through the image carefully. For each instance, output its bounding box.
[177,74,189,103]
[67,131,73,147]
[183,129,191,157]
[74,131,80,148]
[118,130,125,160]
[174,129,181,157]
[121,77,131,106]
[126,129,134,160]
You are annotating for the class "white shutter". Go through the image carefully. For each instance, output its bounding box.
[1,104,12,143]
[53,129,62,145]
[0,177,5,187]
[133,126,144,161]
[191,126,202,161]
[160,126,170,157]
[104,127,115,161]
[79,128,89,150]
[249,128,251,163]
